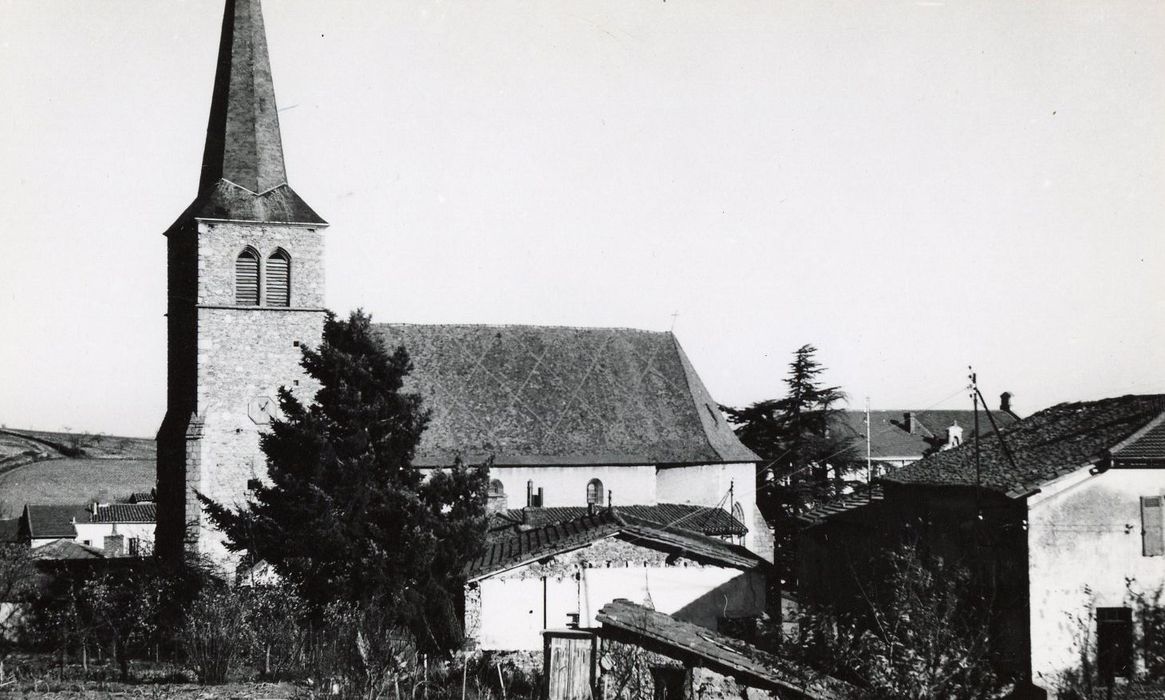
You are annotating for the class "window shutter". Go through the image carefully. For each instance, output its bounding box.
[235,251,259,306]
[1142,496,1163,556]
[266,252,290,307]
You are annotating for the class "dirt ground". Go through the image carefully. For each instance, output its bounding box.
[0,680,306,698]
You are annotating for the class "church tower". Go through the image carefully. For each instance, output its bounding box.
[156,0,327,564]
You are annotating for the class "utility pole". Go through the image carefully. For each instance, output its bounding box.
[866,397,873,501]
[970,367,982,521]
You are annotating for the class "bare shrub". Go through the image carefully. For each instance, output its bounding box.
[245,584,307,681]
[179,587,252,684]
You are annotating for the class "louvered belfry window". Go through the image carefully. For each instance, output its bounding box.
[235,248,260,306]
[266,250,291,307]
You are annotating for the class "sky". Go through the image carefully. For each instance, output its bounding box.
[0,0,1162,438]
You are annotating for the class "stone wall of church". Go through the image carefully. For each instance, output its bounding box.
[196,220,325,308]
[176,220,326,563]
[194,306,323,561]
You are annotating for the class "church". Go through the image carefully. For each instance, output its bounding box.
[155,0,769,577]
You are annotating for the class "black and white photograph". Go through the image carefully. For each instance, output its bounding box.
[0,1,1162,697]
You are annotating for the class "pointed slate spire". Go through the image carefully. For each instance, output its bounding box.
[201,0,287,194]
[180,0,324,226]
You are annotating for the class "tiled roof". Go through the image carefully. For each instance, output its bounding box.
[491,504,748,537]
[24,505,88,540]
[467,508,766,579]
[24,502,157,540]
[832,410,1017,461]
[374,325,758,467]
[93,503,156,523]
[1111,413,1165,464]
[596,599,850,699]
[33,539,105,561]
[795,486,884,527]
[882,395,1165,498]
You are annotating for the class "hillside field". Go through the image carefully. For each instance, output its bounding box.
[0,428,155,515]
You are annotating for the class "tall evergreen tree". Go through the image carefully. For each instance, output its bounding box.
[200,310,488,654]
[723,344,859,582]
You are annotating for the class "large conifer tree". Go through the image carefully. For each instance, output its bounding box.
[200,310,488,653]
[723,344,858,582]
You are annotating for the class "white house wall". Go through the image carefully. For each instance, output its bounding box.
[656,462,771,560]
[472,536,766,651]
[73,522,155,550]
[1028,468,1165,691]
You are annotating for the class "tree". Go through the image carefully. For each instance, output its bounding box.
[789,543,998,699]
[200,309,489,655]
[0,543,35,671]
[722,344,860,581]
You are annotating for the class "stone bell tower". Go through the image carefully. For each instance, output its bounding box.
[156,0,327,565]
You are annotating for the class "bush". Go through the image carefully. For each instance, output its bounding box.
[179,587,252,684]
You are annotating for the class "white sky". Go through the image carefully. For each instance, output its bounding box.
[0,0,1162,438]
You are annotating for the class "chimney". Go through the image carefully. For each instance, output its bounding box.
[1000,392,1013,413]
[104,534,124,558]
[91,502,98,516]
[527,480,534,507]
[946,421,964,449]
[904,412,918,434]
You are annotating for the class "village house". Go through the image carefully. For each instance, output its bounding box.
[797,394,1165,696]
[15,501,155,558]
[831,393,1019,476]
[155,0,768,573]
[465,508,768,651]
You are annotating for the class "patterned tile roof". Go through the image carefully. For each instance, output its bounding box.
[596,599,850,699]
[832,410,1017,461]
[491,504,748,537]
[467,508,766,579]
[375,325,758,467]
[882,395,1165,498]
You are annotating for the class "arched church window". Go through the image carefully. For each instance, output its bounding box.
[732,502,745,526]
[266,249,291,307]
[587,478,604,506]
[488,479,505,498]
[235,247,260,306]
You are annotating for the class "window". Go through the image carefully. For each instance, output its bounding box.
[587,479,604,506]
[128,537,141,557]
[488,480,505,499]
[235,248,260,305]
[1097,607,1133,680]
[732,501,745,524]
[650,667,685,700]
[1143,496,1164,556]
[266,249,290,307]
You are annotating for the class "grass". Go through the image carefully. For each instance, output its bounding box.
[0,458,155,513]
[0,429,155,516]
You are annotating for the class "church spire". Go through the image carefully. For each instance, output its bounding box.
[175,0,324,227]
[200,0,288,195]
